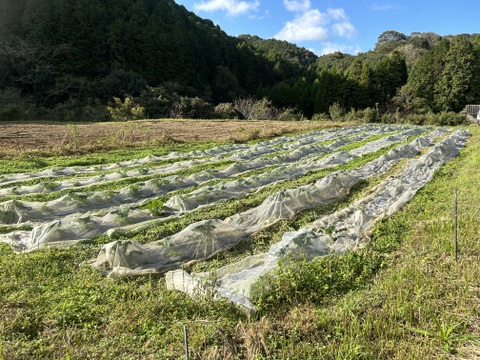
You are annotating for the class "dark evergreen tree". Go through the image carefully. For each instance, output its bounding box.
[437,36,480,111]
[373,50,407,106]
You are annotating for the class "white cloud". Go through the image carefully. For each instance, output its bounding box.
[283,0,311,13]
[274,9,329,42]
[326,8,347,21]
[274,3,357,43]
[319,42,362,55]
[194,0,260,16]
[332,21,357,39]
[249,10,270,20]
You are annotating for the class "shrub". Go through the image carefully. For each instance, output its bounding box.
[404,111,467,126]
[180,97,214,119]
[431,111,467,126]
[329,102,345,121]
[100,69,148,99]
[356,107,380,123]
[0,104,24,121]
[0,88,28,121]
[137,86,179,119]
[214,103,242,119]
[53,99,109,122]
[234,97,278,120]
[311,112,331,121]
[106,97,145,121]
[277,108,303,121]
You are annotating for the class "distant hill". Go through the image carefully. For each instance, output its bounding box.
[0,0,304,105]
[1,1,480,121]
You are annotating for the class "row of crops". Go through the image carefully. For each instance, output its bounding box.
[0,125,469,312]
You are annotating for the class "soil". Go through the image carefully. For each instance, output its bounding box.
[0,119,344,156]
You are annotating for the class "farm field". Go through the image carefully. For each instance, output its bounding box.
[0,120,479,359]
[0,119,349,157]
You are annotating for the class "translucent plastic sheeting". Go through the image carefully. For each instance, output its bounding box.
[88,127,446,278]
[0,126,430,250]
[0,125,414,226]
[0,125,392,196]
[163,127,429,213]
[0,157,218,198]
[166,129,469,312]
[0,125,386,224]
[0,125,354,188]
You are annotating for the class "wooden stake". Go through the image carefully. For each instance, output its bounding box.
[184,325,189,360]
[454,189,458,262]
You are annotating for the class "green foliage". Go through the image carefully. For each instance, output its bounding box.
[213,102,242,119]
[329,102,345,121]
[107,97,145,122]
[254,251,384,312]
[311,112,331,121]
[0,104,25,121]
[410,318,480,353]
[100,69,148,99]
[375,30,407,53]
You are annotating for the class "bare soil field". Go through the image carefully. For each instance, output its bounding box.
[0,119,348,156]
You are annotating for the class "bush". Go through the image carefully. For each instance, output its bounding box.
[0,104,25,121]
[106,97,145,121]
[329,102,345,121]
[137,86,179,119]
[53,99,109,122]
[311,112,331,121]
[234,97,278,120]
[0,88,29,121]
[431,111,467,126]
[180,97,214,119]
[404,111,467,126]
[214,103,242,119]
[356,107,380,123]
[100,69,148,99]
[277,108,303,121]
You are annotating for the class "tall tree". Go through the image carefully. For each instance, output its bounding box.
[436,36,480,111]
[373,50,407,106]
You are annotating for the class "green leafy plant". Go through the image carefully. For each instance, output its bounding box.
[410,318,480,353]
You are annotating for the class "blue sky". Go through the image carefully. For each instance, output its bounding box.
[173,0,480,55]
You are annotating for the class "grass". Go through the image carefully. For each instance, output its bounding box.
[0,124,479,359]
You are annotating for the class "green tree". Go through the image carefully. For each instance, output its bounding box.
[436,36,480,111]
[373,50,407,106]
[375,30,407,53]
[402,39,450,111]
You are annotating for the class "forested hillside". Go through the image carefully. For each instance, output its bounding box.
[0,0,479,122]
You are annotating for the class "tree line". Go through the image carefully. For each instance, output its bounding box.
[0,0,479,123]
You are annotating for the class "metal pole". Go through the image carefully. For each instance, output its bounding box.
[454,189,458,262]
[183,325,189,360]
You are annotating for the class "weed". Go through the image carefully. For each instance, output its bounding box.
[410,317,480,353]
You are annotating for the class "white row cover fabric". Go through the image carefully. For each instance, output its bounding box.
[0,125,376,188]
[0,126,429,250]
[166,129,469,312]
[89,127,445,278]
[0,125,400,225]
[0,125,399,197]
